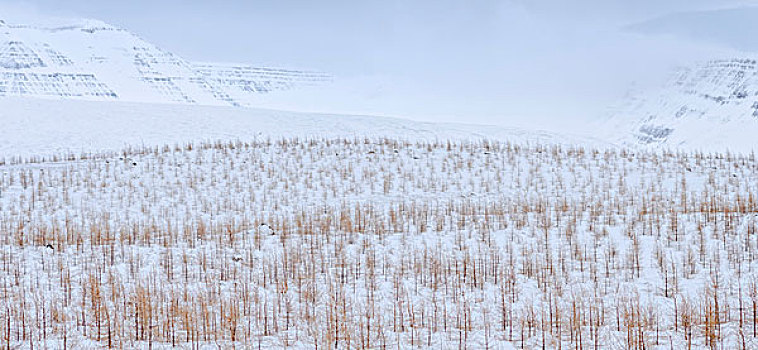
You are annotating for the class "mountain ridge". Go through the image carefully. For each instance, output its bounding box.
[0,14,329,106]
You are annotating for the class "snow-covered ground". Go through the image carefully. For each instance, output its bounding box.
[1,137,756,349]
[0,96,604,160]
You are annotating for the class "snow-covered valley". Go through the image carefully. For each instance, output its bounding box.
[2,6,758,350]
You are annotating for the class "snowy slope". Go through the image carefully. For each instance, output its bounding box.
[0,15,329,106]
[603,58,758,153]
[0,96,604,159]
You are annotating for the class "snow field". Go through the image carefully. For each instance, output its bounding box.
[0,137,757,349]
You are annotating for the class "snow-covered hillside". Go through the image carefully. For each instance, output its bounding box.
[605,58,758,153]
[0,96,604,160]
[0,16,329,106]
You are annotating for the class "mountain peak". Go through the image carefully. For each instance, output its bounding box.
[0,13,329,106]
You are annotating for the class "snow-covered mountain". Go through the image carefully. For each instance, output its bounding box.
[0,16,329,106]
[0,13,611,158]
[7,12,758,154]
[605,58,758,153]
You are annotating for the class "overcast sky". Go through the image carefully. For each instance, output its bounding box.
[3,0,758,130]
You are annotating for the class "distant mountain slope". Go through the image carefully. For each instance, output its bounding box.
[604,58,758,153]
[0,16,329,106]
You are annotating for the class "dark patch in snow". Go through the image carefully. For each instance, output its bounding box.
[636,125,673,144]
